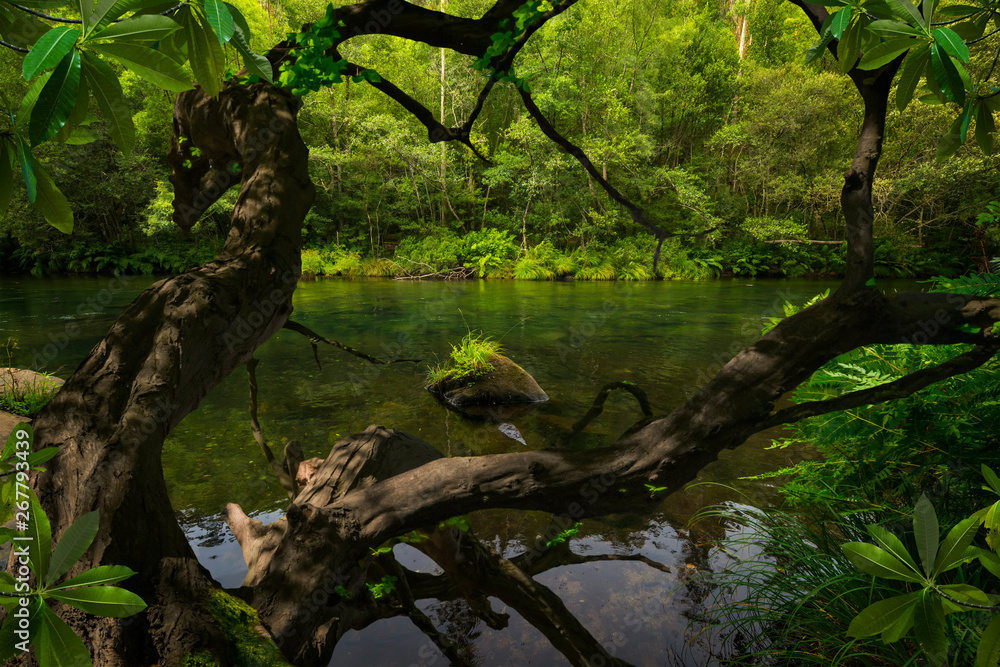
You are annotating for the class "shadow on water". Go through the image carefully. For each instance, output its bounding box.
[2,276,922,666]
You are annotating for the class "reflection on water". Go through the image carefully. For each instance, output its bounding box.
[1,275,886,665]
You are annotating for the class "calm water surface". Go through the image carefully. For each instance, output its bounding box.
[2,276,890,666]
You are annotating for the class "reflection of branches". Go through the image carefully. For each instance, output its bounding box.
[283,319,421,368]
[246,356,301,499]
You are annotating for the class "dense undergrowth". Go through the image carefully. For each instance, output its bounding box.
[695,274,1000,665]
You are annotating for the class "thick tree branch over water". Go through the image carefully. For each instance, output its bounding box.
[13,1,1000,665]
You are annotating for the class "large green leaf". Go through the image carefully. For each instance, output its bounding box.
[16,70,53,130]
[89,42,192,92]
[22,26,79,81]
[33,162,74,233]
[50,564,137,590]
[35,603,90,667]
[29,49,81,146]
[837,19,862,74]
[914,494,939,577]
[933,516,980,574]
[846,591,919,637]
[805,14,835,65]
[180,6,225,97]
[858,37,917,70]
[204,0,234,44]
[0,143,13,216]
[978,613,1000,667]
[82,54,135,154]
[87,14,181,42]
[88,0,165,36]
[831,7,851,38]
[913,589,947,666]
[45,510,99,586]
[47,584,147,617]
[12,134,36,203]
[77,0,94,32]
[53,77,90,144]
[27,497,52,581]
[930,43,965,105]
[842,542,925,582]
[977,102,996,154]
[230,25,272,82]
[886,0,926,27]
[922,0,937,28]
[869,18,925,36]
[881,601,916,643]
[932,27,970,62]
[868,524,920,573]
[0,598,43,663]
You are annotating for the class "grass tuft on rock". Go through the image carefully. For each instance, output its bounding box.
[427,333,502,385]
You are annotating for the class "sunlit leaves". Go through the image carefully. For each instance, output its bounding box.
[177,4,225,96]
[87,14,181,42]
[857,37,915,70]
[22,26,79,81]
[45,511,99,586]
[88,42,192,92]
[203,0,235,44]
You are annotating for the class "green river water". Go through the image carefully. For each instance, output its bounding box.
[2,275,894,666]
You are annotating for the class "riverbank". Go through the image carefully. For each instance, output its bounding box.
[1,228,970,281]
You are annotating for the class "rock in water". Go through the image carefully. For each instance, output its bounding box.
[498,423,528,446]
[428,354,548,410]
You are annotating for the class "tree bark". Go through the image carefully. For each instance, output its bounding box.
[9,81,314,664]
[10,3,1000,665]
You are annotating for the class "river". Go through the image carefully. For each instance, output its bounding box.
[2,275,880,665]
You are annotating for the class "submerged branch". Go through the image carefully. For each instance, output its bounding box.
[566,381,654,442]
[247,357,300,498]
[284,320,421,367]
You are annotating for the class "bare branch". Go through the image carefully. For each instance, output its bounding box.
[517,88,718,271]
[283,319,421,365]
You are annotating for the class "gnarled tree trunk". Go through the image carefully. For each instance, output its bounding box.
[9,2,1000,665]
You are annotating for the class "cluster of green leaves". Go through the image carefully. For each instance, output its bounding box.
[0,424,146,666]
[427,333,501,385]
[806,0,999,159]
[471,0,558,90]
[276,3,379,97]
[843,474,1000,666]
[365,575,397,599]
[0,0,271,233]
[543,522,580,548]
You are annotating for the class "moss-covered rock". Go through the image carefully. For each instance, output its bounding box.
[427,353,548,410]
